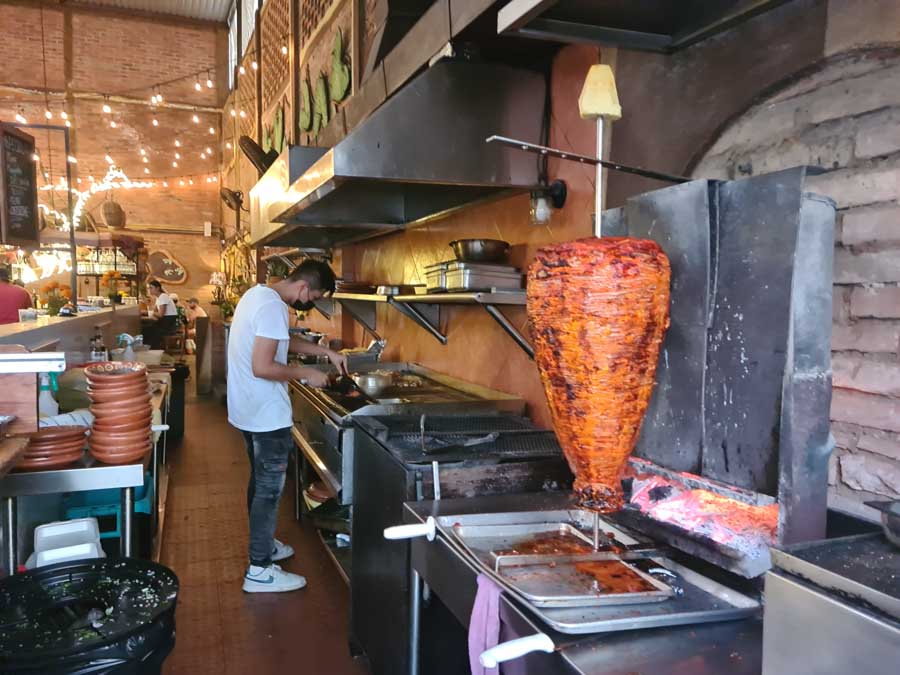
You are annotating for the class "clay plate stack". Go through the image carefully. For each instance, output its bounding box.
[86,362,152,465]
[15,425,88,470]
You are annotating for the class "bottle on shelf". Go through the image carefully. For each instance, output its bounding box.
[89,325,108,362]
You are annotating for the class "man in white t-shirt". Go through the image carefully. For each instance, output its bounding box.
[227,259,346,593]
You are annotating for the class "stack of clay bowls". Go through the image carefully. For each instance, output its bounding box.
[86,362,152,465]
[15,426,88,470]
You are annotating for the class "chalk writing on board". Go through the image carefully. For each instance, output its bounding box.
[1,126,38,245]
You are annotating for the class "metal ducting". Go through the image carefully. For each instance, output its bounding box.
[497,0,798,53]
[249,59,546,249]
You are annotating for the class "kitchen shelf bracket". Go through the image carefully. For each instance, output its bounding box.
[482,304,535,359]
[387,299,446,345]
[338,299,380,340]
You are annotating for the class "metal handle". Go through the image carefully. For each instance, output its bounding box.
[384,517,436,542]
[479,633,555,667]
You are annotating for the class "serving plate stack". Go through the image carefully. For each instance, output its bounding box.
[15,426,88,470]
[85,362,152,465]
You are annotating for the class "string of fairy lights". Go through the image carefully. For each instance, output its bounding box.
[5,5,292,191]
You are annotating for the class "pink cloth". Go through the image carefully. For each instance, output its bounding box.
[469,573,503,675]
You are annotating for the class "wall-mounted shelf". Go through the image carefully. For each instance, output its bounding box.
[314,291,534,358]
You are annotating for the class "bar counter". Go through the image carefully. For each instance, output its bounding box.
[0,306,140,353]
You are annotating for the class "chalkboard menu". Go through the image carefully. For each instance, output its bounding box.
[0,124,39,247]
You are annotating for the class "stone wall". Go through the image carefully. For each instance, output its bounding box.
[693,49,900,517]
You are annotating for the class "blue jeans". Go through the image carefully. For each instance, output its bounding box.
[241,428,292,566]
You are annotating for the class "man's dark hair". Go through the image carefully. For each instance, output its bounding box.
[287,259,336,294]
[0,267,10,283]
[148,280,163,290]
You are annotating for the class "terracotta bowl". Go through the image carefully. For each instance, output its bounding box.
[89,448,149,464]
[91,431,151,446]
[28,433,87,447]
[87,381,149,393]
[92,417,152,433]
[85,361,147,380]
[26,438,87,455]
[90,401,152,417]
[88,430,150,447]
[17,450,84,470]
[88,388,152,404]
[25,425,88,442]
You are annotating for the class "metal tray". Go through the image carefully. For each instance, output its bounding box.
[446,520,671,607]
[435,510,761,634]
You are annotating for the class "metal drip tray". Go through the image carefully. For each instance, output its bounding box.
[434,509,760,634]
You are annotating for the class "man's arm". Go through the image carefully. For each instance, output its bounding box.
[289,336,348,374]
[252,336,329,386]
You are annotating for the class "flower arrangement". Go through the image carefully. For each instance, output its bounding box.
[40,281,72,316]
[101,270,123,303]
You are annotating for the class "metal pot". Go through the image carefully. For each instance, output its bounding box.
[865,500,900,548]
[449,239,510,263]
[351,371,394,397]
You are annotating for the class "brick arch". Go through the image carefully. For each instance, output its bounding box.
[692,46,900,517]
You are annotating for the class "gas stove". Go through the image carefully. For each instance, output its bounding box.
[289,363,526,506]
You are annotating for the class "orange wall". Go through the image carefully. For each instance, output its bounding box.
[313,46,599,427]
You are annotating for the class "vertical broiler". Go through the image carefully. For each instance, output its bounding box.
[385,166,836,667]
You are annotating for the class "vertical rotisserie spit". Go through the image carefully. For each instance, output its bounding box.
[527,237,671,512]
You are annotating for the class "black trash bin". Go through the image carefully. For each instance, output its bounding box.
[0,558,179,674]
[166,363,189,446]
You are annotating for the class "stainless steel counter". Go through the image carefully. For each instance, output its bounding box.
[403,493,762,675]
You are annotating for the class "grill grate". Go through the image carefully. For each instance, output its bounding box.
[377,415,537,434]
[387,430,562,464]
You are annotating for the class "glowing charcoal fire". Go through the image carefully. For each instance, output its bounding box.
[629,475,779,556]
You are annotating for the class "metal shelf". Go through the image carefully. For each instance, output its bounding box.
[316,290,534,359]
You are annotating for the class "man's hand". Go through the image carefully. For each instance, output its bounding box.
[298,368,330,388]
[325,349,349,376]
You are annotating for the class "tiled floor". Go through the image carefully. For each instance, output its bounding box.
[161,396,369,675]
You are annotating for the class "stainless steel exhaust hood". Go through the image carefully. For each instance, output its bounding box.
[250,59,546,249]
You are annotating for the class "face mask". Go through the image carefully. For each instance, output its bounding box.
[291,300,316,311]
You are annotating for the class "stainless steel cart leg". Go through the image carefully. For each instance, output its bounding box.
[120,487,134,556]
[294,448,301,521]
[3,497,16,574]
[409,568,421,675]
[152,438,159,536]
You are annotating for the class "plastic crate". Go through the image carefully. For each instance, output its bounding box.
[63,472,153,540]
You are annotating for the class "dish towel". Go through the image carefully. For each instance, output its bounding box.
[469,573,503,675]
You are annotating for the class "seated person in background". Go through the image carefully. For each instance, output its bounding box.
[185,297,207,336]
[0,267,32,325]
[146,280,178,347]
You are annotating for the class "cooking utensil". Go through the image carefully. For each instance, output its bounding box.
[352,371,394,397]
[449,239,510,263]
[865,500,900,547]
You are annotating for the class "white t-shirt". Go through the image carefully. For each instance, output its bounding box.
[155,292,177,316]
[227,285,292,432]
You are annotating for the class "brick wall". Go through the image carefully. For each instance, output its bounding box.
[693,48,900,517]
[0,2,226,313]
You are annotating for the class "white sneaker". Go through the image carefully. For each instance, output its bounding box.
[271,538,295,562]
[242,564,307,593]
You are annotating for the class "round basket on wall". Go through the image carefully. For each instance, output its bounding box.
[100,199,126,230]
